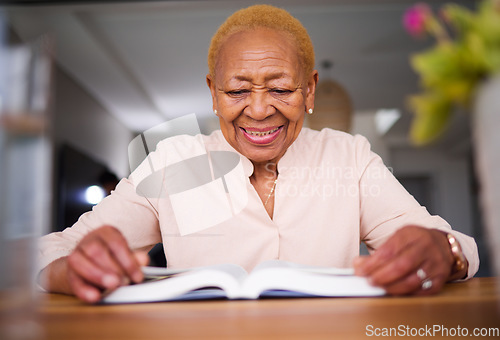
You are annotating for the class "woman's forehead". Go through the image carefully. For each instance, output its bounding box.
[214,28,301,80]
[220,71,297,89]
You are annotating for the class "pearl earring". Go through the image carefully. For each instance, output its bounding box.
[214,109,218,115]
[308,108,313,115]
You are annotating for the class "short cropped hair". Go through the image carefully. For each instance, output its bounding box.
[207,4,315,78]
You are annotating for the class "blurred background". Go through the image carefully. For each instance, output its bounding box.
[1,0,490,276]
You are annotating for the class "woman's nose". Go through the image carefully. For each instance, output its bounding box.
[244,91,275,120]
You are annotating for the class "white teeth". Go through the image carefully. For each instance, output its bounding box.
[246,127,280,137]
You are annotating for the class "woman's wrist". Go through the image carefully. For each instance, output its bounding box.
[38,256,73,295]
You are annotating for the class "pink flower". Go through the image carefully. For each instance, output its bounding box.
[403,3,432,38]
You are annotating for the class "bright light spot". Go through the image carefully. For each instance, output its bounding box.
[375,109,401,135]
[85,185,105,205]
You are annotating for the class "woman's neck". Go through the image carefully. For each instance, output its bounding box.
[249,161,279,219]
[252,161,278,182]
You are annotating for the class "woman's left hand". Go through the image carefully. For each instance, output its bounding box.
[353,226,458,295]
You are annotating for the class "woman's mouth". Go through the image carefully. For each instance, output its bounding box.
[240,126,283,145]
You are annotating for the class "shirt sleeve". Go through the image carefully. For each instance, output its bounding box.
[355,135,479,279]
[37,177,162,273]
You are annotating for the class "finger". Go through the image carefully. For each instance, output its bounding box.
[357,226,439,278]
[353,256,369,275]
[414,272,447,296]
[382,263,433,295]
[415,261,449,296]
[368,242,424,286]
[67,267,103,303]
[382,269,423,295]
[356,233,415,277]
[68,248,120,290]
[98,227,144,283]
[384,259,449,296]
[414,276,446,296]
[134,251,150,267]
[78,236,127,282]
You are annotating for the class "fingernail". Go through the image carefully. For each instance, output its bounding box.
[121,277,131,286]
[102,274,119,288]
[135,252,150,266]
[132,271,143,283]
[85,290,99,302]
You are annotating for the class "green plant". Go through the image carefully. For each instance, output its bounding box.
[403,0,500,145]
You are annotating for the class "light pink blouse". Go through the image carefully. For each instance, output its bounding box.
[38,128,479,278]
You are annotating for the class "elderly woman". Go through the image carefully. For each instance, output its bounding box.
[38,5,478,303]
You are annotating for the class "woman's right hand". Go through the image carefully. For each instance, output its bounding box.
[39,225,149,303]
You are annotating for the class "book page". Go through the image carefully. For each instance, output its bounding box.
[253,260,355,275]
[142,266,194,280]
[242,260,385,299]
[103,264,248,303]
[204,263,249,284]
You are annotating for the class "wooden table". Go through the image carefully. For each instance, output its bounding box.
[22,278,500,339]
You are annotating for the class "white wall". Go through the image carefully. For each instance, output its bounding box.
[390,147,473,236]
[53,67,132,177]
[352,110,473,237]
[352,110,391,165]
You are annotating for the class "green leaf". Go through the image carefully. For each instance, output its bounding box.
[408,93,452,146]
[406,0,500,146]
[411,45,461,86]
[442,4,475,36]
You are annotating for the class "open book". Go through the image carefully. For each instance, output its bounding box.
[102,260,385,304]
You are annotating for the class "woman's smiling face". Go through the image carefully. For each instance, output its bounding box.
[207,28,318,165]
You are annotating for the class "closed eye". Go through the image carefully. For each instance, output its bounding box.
[226,89,250,97]
[271,88,293,94]
[270,89,294,98]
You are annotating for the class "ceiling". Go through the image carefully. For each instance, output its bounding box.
[6,0,474,134]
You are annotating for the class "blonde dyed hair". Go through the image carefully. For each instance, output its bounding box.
[207,4,315,77]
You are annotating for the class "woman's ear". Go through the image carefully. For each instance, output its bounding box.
[305,70,319,112]
[206,74,218,113]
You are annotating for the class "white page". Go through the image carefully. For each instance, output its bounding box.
[241,260,384,299]
[104,264,248,303]
[253,260,355,275]
[142,266,194,279]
